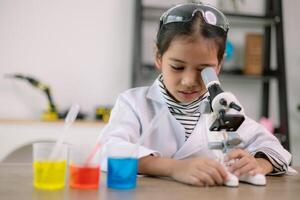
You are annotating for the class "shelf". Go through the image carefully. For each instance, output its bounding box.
[221,73,276,82]
[142,6,279,26]
[222,69,279,81]
[225,13,279,26]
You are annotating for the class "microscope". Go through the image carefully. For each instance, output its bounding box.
[201,67,266,187]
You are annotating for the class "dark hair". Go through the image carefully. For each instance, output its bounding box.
[156,13,227,64]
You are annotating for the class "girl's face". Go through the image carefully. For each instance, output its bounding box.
[155,36,222,103]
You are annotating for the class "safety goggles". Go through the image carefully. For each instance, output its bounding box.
[159,3,229,34]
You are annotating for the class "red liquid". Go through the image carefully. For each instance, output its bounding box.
[69,164,100,189]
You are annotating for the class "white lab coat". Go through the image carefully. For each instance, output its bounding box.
[99,78,291,173]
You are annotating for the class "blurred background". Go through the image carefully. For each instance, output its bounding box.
[0,0,299,165]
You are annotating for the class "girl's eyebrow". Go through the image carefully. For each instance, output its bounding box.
[199,64,217,67]
[169,57,217,67]
[169,57,186,63]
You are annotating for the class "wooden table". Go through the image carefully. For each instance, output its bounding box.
[0,163,299,200]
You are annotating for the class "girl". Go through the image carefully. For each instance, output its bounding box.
[99,2,291,186]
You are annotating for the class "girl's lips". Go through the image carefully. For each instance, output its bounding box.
[179,91,198,95]
[178,91,199,100]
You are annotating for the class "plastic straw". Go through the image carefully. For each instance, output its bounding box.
[83,102,129,166]
[84,143,101,166]
[49,103,80,160]
[83,122,112,166]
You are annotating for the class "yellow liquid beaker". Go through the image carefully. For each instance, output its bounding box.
[33,160,67,190]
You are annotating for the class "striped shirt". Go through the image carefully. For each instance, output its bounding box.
[158,75,207,140]
[253,148,288,175]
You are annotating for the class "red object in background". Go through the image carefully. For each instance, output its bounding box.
[259,117,274,134]
[70,164,100,189]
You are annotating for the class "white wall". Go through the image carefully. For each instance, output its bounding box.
[0,0,134,119]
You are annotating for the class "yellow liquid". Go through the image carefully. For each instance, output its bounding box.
[33,160,67,190]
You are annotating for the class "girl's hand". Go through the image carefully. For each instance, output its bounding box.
[170,157,228,187]
[225,149,273,176]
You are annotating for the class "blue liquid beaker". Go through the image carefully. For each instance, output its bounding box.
[107,157,138,189]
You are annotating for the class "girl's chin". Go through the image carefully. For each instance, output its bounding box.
[176,93,200,103]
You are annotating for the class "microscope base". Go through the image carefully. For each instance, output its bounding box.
[224,172,239,187]
[239,174,266,186]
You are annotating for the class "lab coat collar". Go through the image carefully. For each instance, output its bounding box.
[146,77,165,104]
[146,77,186,147]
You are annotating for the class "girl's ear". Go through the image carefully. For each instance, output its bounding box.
[154,46,162,71]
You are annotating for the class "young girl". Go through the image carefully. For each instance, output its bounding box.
[99,2,291,186]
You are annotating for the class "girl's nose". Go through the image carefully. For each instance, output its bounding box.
[181,72,198,87]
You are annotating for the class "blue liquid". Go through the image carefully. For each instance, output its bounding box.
[107,157,138,189]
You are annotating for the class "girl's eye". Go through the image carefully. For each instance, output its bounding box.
[170,65,184,70]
